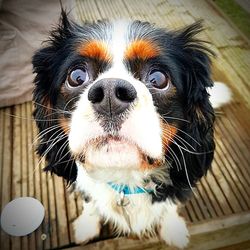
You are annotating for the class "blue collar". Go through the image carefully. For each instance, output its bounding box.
[107,182,153,195]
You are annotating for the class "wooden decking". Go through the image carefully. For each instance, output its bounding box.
[0,0,250,249]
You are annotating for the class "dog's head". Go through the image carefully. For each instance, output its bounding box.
[33,11,215,202]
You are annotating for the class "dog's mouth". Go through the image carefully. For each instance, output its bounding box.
[89,135,136,152]
[76,135,162,170]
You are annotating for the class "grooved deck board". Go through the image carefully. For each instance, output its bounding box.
[12,105,22,250]
[0,0,250,249]
[1,108,12,250]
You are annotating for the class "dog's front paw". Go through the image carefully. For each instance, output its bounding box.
[73,212,101,244]
[160,215,189,249]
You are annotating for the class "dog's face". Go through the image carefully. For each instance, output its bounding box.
[68,20,180,171]
[33,12,215,202]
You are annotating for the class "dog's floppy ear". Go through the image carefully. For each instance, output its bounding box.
[162,21,215,202]
[32,10,77,183]
[180,22,215,177]
[177,21,215,175]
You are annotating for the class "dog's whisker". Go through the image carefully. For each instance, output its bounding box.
[41,133,68,158]
[162,130,211,155]
[175,127,201,146]
[163,132,194,192]
[42,110,72,118]
[32,124,63,147]
[161,120,196,151]
[176,144,197,197]
[30,127,63,153]
[55,158,74,165]
[34,102,73,117]
[167,146,182,172]
[34,101,69,112]
[30,131,67,155]
[35,126,63,143]
[38,133,67,145]
[63,96,80,111]
[33,133,68,173]
[162,140,182,171]
[174,134,196,151]
[162,115,191,123]
[160,116,201,146]
[173,135,196,151]
[55,138,70,162]
[162,132,204,196]
[4,112,66,122]
[173,142,213,155]
[162,127,196,151]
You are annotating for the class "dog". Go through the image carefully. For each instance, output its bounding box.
[32,10,231,248]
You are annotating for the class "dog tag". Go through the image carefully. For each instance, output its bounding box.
[117,191,132,231]
[117,191,130,207]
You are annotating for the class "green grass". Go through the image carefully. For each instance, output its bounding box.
[213,0,250,39]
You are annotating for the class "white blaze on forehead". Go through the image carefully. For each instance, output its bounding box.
[110,20,129,65]
[97,20,130,80]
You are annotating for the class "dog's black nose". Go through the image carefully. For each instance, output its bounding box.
[88,78,137,117]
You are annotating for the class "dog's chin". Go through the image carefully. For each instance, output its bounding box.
[82,136,142,170]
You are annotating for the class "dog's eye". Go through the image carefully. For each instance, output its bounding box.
[148,70,170,90]
[66,68,89,88]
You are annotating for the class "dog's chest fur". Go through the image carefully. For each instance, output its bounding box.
[76,164,168,235]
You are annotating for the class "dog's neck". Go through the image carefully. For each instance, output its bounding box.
[76,161,172,190]
[107,182,154,195]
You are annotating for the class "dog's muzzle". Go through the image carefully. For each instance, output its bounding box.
[88,78,137,117]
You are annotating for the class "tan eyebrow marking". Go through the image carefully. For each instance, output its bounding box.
[125,40,160,60]
[78,40,111,61]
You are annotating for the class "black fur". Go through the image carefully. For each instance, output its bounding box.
[32,11,79,183]
[32,12,215,202]
[151,22,215,202]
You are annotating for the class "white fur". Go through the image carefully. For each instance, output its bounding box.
[73,201,101,244]
[109,20,129,67]
[74,163,188,247]
[159,203,189,249]
[209,81,232,109]
[68,86,103,155]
